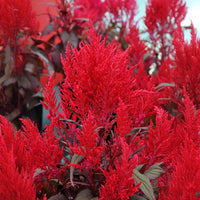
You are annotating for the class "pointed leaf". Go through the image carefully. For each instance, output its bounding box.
[144,164,165,180]
[48,193,66,200]
[4,45,11,64]
[42,22,55,36]
[0,46,13,85]
[70,154,84,186]
[31,47,54,75]
[61,31,70,46]
[69,32,78,47]
[135,164,146,171]
[51,47,63,72]
[75,189,93,200]
[133,169,155,200]
[131,195,147,200]
[3,77,17,86]
[155,83,175,90]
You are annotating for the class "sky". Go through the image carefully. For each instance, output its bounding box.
[136,0,200,36]
[182,0,200,35]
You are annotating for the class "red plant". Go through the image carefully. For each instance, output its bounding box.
[1,0,200,199]
[160,138,200,200]
[42,72,60,121]
[175,89,200,145]
[0,0,38,46]
[143,107,174,167]
[0,0,46,127]
[105,0,137,26]
[70,112,105,170]
[61,28,135,126]
[0,116,36,199]
[0,142,36,200]
[173,26,200,108]
[19,117,63,171]
[144,0,187,68]
[73,0,106,23]
[124,25,147,66]
[99,139,139,200]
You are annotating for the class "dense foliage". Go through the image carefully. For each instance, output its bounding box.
[0,0,199,199]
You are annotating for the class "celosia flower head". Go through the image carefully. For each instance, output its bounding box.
[99,139,139,200]
[160,138,200,200]
[105,0,137,25]
[173,26,200,108]
[145,0,186,35]
[73,0,106,23]
[0,0,38,45]
[61,26,135,126]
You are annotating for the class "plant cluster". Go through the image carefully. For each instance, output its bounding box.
[0,0,200,200]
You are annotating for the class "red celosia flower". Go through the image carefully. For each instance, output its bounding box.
[144,0,187,67]
[0,115,63,174]
[19,117,63,171]
[73,0,106,23]
[125,89,156,127]
[0,115,29,173]
[145,0,186,33]
[0,128,36,200]
[0,0,38,45]
[154,59,173,83]
[71,111,105,170]
[143,107,174,166]
[61,27,135,126]
[124,25,147,66]
[99,139,139,200]
[105,0,137,26]
[176,88,200,144]
[0,115,15,150]
[160,138,200,200]
[42,72,60,121]
[115,99,133,137]
[173,26,200,108]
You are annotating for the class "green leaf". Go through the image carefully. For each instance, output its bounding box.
[144,164,165,180]
[135,164,146,171]
[48,193,66,200]
[4,45,11,65]
[125,127,149,137]
[33,168,45,178]
[75,189,93,200]
[155,83,175,91]
[51,45,63,73]
[0,46,13,85]
[42,22,55,36]
[5,108,21,122]
[133,169,155,200]
[60,31,78,48]
[3,77,17,86]
[17,75,31,89]
[70,154,84,186]
[131,195,147,200]
[31,47,54,75]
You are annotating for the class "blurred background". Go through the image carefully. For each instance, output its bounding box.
[32,0,200,37]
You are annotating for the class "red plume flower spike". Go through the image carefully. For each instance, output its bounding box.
[99,139,139,200]
[0,0,39,46]
[71,111,104,170]
[144,107,174,166]
[61,27,135,126]
[0,117,36,200]
[42,72,60,121]
[160,138,200,200]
